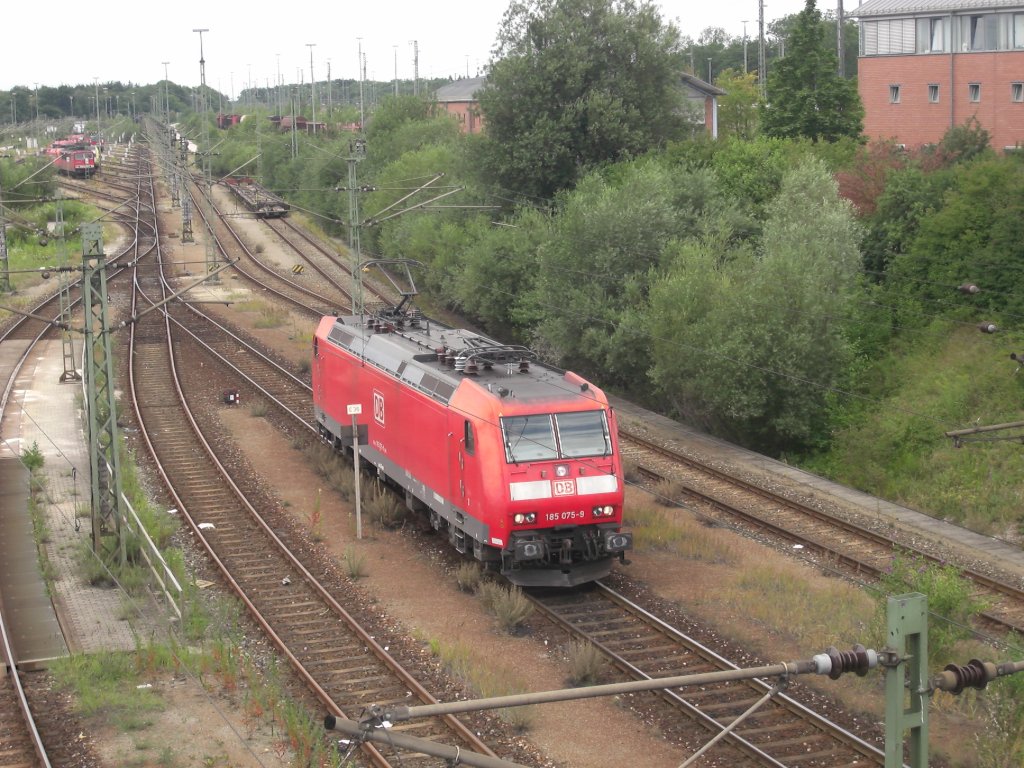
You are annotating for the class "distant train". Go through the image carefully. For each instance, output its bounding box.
[54,148,96,177]
[45,133,100,177]
[225,176,290,219]
[312,302,632,587]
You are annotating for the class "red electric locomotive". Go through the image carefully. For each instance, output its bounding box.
[53,148,96,177]
[313,302,632,587]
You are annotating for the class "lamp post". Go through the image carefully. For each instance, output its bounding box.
[707,58,713,84]
[741,20,749,73]
[162,62,170,119]
[306,42,316,133]
[193,28,209,90]
[276,53,281,116]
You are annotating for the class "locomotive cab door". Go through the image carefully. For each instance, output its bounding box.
[446,419,475,553]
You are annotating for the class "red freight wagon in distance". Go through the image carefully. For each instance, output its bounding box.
[312,295,632,587]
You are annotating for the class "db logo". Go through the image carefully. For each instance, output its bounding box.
[552,479,576,496]
[373,390,385,426]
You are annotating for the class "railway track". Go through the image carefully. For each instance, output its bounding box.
[29,125,1016,766]
[129,137,502,766]
[529,582,884,767]
[0,611,49,768]
[0,146,149,768]
[620,430,1024,634]
[182,176,342,315]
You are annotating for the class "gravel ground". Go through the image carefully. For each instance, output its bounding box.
[21,157,986,767]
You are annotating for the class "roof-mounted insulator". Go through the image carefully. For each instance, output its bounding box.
[518,359,530,374]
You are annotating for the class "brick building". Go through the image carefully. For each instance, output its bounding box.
[851,0,1024,151]
[435,77,486,135]
[434,74,723,138]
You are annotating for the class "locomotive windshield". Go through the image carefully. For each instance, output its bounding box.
[555,411,612,457]
[502,415,558,462]
[501,411,610,463]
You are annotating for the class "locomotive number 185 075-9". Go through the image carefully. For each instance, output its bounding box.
[544,510,586,523]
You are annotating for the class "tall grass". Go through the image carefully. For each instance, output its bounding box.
[628,503,737,563]
[806,323,1024,538]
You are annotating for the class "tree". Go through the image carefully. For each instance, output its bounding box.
[478,0,688,201]
[715,69,760,139]
[525,156,746,392]
[646,157,863,453]
[761,0,863,143]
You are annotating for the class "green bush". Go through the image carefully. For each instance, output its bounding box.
[878,553,988,666]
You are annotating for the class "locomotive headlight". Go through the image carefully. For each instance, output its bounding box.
[555,464,569,478]
[514,513,525,524]
[527,512,536,523]
[592,505,615,517]
[603,505,614,516]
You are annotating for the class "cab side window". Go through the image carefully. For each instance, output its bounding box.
[464,420,475,455]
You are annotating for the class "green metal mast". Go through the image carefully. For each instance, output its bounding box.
[0,178,10,293]
[80,222,127,565]
[884,593,929,768]
[56,192,81,382]
[347,137,366,314]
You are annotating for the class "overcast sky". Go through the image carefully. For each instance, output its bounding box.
[3,0,817,92]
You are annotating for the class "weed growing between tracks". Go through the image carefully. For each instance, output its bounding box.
[422,633,536,734]
[51,597,343,767]
[629,501,739,563]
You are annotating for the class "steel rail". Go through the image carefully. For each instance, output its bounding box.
[527,583,886,767]
[129,137,497,766]
[622,429,1024,635]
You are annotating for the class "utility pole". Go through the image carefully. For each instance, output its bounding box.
[93,77,100,138]
[162,62,170,120]
[307,43,316,133]
[347,137,366,314]
[837,0,846,77]
[193,27,218,282]
[357,38,365,129]
[758,0,766,97]
[290,88,298,159]
[193,28,209,90]
[741,21,749,73]
[80,223,127,566]
[410,40,419,96]
[55,193,80,382]
[0,178,9,292]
